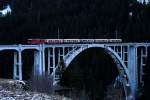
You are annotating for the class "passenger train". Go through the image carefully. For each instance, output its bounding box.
[27,39,122,44]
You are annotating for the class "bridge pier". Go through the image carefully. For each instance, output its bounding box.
[13,51,22,80]
[128,45,138,99]
[42,44,45,73]
[47,47,56,82]
[33,49,45,76]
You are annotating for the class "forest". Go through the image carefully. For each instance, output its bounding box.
[0,0,150,44]
[1,0,150,100]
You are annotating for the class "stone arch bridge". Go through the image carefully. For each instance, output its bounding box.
[0,43,150,100]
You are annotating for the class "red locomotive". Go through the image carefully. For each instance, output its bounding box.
[27,39,122,44]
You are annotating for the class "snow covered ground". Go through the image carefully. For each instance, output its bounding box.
[0,79,71,100]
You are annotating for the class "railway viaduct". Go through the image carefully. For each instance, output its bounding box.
[0,43,150,100]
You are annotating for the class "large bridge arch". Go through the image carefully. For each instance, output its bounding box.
[64,45,129,78]
[63,44,132,99]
